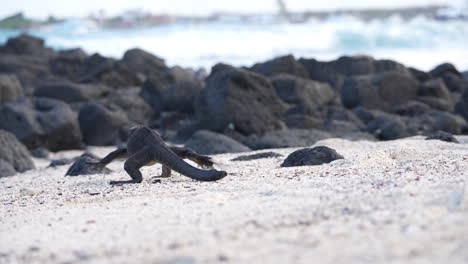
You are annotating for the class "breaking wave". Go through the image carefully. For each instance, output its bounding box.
[1,15,468,71]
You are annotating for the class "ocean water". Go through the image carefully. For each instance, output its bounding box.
[1,15,468,72]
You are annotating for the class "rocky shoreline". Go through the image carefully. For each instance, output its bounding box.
[1,33,468,177]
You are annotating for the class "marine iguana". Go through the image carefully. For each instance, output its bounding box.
[90,126,227,184]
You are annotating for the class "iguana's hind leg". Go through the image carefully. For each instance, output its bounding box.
[110,147,153,185]
[169,146,213,169]
[150,165,172,180]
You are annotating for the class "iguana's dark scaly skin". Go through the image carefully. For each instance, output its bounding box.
[91,126,227,184]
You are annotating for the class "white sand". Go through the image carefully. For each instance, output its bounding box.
[0,137,467,264]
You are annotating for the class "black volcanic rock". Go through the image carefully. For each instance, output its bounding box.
[233,129,332,150]
[321,120,375,141]
[341,71,419,111]
[282,108,323,132]
[409,67,431,82]
[194,64,287,135]
[250,55,309,78]
[140,75,166,114]
[78,101,133,146]
[0,130,35,177]
[281,146,344,167]
[1,33,466,151]
[366,116,407,140]
[76,53,142,88]
[425,130,459,143]
[356,105,465,138]
[172,120,204,142]
[1,34,54,57]
[120,48,167,78]
[321,106,365,126]
[333,56,408,75]
[299,55,410,90]
[0,74,24,103]
[0,160,16,178]
[284,114,322,129]
[34,81,111,103]
[428,62,468,93]
[270,73,336,115]
[393,101,431,117]
[430,63,461,78]
[298,58,345,90]
[416,96,454,113]
[0,53,51,94]
[231,151,283,161]
[0,97,83,151]
[184,130,251,155]
[455,89,468,122]
[416,78,453,111]
[104,88,154,125]
[161,67,205,113]
[49,48,88,79]
[48,158,75,167]
[418,78,451,98]
[154,111,192,131]
[352,106,381,124]
[440,72,468,93]
[65,152,111,176]
[317,106,373,140]
[140,67,204,114]
[30,148,49,159]
[406,111,465,136]
[78,88,152,146]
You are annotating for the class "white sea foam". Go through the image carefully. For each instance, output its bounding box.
[1,15,468,71]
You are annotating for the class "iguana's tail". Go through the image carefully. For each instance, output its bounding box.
[154,144,227,181]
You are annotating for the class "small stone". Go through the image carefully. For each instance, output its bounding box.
[48,158,74,167]
[425,130,459,143]
[30,148,49,159]
[231,151,283,161]
[168,242,182,250]
[65,153,111,176]
[19,188,37,196]
[218,255,229,262]
[163,256,196,264]
[0,130,35,177]
[29,246,40,252]
[281,146,344,167]
[74,250,90,260]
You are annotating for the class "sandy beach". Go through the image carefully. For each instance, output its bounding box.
[1,136,467,264]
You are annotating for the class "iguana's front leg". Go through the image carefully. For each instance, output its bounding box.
[88,148,128,168]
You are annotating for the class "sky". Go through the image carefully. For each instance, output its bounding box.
[0,0,464,19]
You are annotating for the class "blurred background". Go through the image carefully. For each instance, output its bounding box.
[1,0,467,71]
